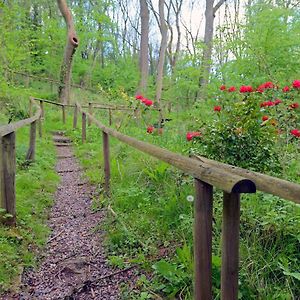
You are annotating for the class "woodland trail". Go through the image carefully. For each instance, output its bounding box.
[3,132,135,300]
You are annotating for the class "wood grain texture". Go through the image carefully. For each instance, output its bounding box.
[194,179,213,300]
[192,155,300,204]
[221,192,240,300]
[0,132,16,226]
[26,121,37,161]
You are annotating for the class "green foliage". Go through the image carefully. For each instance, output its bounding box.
[0,126,59,292]
[201,91,280,172]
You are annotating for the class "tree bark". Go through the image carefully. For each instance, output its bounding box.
[199,0,226,98]
[57,0,79,104]
[138,0,149,94]
[155,0,168,112]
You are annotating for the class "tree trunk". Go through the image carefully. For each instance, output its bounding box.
[138,0,149,94]
[57,0,79,104]
[155,0,168,112]
[199,0,226,99]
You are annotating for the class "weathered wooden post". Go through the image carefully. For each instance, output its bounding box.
[62,105,66,124]
[82,112,86,143]
[38,117,42,138]
[88,102,92,126]
[108,108,112,126]
[73,104,78,128]
[102,131,110,196]
[0,132,16,226]
[29,99,33,117]
[25,121,37,161]
[221,192,240,300]
[194,178,213,300]
[39,100,44,119]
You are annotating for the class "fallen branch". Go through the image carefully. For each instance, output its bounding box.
[47,229,65,243]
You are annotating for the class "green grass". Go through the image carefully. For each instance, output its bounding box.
[0,103,60,292]
[65,101,300,299]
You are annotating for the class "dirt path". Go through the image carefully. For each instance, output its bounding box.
[10,133,135,299]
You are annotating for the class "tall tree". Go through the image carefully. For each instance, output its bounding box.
[57,0,79,104]
[199,0,226,97]
[138,0,149,94]
[153,0,168,111]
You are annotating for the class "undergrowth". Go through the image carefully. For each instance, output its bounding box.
[66,104,300,299]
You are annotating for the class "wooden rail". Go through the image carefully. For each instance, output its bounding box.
[74,101,300,300]
[31,98,133,127]
[1,97,299,300]
[0,97,41,226]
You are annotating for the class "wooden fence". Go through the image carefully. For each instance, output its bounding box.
[0,97,42,226]
[0,97,299,300]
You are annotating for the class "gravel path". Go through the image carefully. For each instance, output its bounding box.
[3,134,135,300]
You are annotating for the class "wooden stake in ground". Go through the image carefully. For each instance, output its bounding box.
[57,0,79,104]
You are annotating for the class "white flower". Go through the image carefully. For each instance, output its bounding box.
[186,195,194,202]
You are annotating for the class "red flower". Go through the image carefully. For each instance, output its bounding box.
[145,99,153,106]
[228,86,236,92]
[142,99,153,106]
[260,101,274,107]
[257,81,274,92]
[135,94,143,100]
[292,80,300,89]
[282,86,290,92]
[240,85,253,93]
[220,85,226,91]
[186,131,201,141]
[290,129,300,137]
[147,126,154,134]
[264,81,274,89]
[262,115,269,121]
[214,105,221,112]
[289,102,299,109]
[274,99,282,105]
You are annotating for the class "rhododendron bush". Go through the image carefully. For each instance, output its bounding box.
[196,81,299,172]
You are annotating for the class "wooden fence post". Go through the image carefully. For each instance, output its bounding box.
[39,100,44,119]
[73,104,78,128]
[25,121,37,161]
[38,117,42,138]
[62,105,66,124]
[29,99,33,117]
[221,192,240,300]
[194,178,213,300]
[102,131,110,196]
[108,108,112,126]
[0,132,16,226]
[82,112,86,143]
[88,102,92,126]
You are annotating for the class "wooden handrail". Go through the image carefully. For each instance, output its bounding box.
[0,98,41,226]
[2,96,298,299]
[76,102,256,194]
[191,155,300,204]
[0,98,41,137]
[74,100,300,300]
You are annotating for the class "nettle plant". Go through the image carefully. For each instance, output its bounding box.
[190,81,299,172]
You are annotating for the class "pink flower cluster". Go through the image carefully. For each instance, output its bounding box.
[135,94,153,106]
